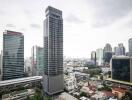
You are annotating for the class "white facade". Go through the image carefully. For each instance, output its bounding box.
[64,73,77,91]
[96,48,104,66]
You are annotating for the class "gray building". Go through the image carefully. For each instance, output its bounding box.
[31,46,44,76]
[129,38,132,57]
[104,43,112,52]
[43,6,64,95]
[103,43,112,63]
[91,51,96,65]
[2,30,24,80]
[111,56,132,83]
[114,43,125,56]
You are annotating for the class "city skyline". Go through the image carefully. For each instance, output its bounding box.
[0,0,132,58]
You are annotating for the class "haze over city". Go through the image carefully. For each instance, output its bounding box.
[0,0,132,58]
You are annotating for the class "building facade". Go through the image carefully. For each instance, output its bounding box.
[103,43,113,63]
[91,51,96,65]
[43,6,64,95]
[114,43,125,56]
[129,38,132,57]
[96,48,104,66]
[24,57,32,77]
[111,56,132,82]
[2,30,24,80]
[104,43,112,52]
[31,46,44,76]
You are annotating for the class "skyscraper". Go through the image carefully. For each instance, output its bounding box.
[43,6,64,95]
[129,38,132,57]
[91,51,96,65]
[103,43,112,63]
[96,48,103,66]
[114,43,125,56]
[104,43,112,52]
[2,30,24,80]
[31,46,44,76]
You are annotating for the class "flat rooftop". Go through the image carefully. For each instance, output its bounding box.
[106,78,132,86]
[0,76,42,87]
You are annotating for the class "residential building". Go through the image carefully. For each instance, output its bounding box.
[64,73,77,91]
[91,51,96,65]
[111,56,132,83]
[58,92,78,100]
[129,38,132,57]
[114,43,125,56]
[2,30,24,80]
[112,87,126,99]
[31,46,43,76]
[96,48,104,66]
[43,6,64,95]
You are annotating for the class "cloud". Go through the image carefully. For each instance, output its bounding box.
[0,10,6,16]
[65,14,84,24]
[86,0,132,27]
[30,24,41,29]
[6,24,15,28]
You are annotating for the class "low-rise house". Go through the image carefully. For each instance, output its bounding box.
[64,73,77,91]
[58,92,78,100]
[112,87,126,99]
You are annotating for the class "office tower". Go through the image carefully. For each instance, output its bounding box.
[104,43,112,52]
[114,43,125,56]
[43,6,64,95]
[2,30,24,80]
[129,38,132,57]
[96,48,103,66]
[91,51,96,65]
[111,56,132,82]
[31,46,44,76]
[103,43,112,63]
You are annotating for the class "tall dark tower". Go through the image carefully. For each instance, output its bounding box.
[43,6,64,95]
[2,30,24,80]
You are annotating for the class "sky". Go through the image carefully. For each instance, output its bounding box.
[0,0,132,58]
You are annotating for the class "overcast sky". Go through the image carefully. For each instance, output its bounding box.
[0,0,132,58]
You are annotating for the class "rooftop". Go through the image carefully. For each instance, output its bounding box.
[0,76,42,87]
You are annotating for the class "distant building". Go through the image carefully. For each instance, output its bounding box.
[103,43,113,64]
[111,56,132,83]
[104,52,113,63]
[31,46,44,76]
[24,57,32,77]
[114,43,125,56]
[96,48,104,66]
[2,30,24,80]
[104,43,112,52]
[128,38,132,57]
[91,51,96,65]
[43,6,64,95]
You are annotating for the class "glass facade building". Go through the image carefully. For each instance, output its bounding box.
[2,30,24,80]
[31,46,44,76]
[111,56,132,82]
